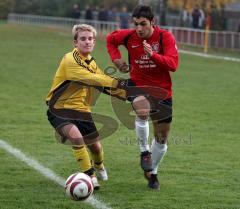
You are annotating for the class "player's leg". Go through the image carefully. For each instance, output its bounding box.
[132,95,152,172]
[56,124,94,176]
[57,124,100,189]
[74,114,107,188]
[151,121,170,174]
[47,110,93,175]
[147,98,172,190]
[47,110,99,189]
[152,121,170,169]
[147,121,170,190]
[72,144,100,190]
[87,140,108,181]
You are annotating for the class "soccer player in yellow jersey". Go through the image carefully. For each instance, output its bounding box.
[46,24,125,189]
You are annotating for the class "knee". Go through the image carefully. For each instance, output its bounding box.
[133,96,150,119]
[57,124,83,145]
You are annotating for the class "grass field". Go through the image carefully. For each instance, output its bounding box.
[0,24,240,209]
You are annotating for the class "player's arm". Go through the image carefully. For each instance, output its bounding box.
[94,64,127,100]
[106,29,134,73]
[145,32,179,72]
[65,57,118,88]
[106,29,133,60]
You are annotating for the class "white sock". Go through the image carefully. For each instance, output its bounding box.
[151,139,168,174]
[135,117,149,152]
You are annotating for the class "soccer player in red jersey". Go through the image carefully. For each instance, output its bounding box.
[106,5,179,190]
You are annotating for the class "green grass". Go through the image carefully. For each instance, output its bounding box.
[179,43,240,59]
[0,24,240,209]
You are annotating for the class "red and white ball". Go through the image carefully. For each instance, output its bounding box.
[65,172,93,201]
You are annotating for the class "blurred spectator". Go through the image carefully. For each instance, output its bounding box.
[98,5,109,30]
[199,6,205,28]
[93,6,99,12]
[180,6,189,27]
[98,5,109,21]
[119,6,130,29]
[108,6,118,22]
[209,4,220,30]
[71,4,81,19]
[205,10,212,29]
[219,3,227,30]
[191,4,201,29]
[85,5,93,20]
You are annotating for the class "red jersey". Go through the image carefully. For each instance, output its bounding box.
[106,26,178,99]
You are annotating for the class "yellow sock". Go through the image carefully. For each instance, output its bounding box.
[72,146,93,174]
[91,147,104,170]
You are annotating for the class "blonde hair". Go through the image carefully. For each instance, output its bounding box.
[72,24,97,40]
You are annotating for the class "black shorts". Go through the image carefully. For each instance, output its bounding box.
[126,79,173,123]
[47,109,99,140]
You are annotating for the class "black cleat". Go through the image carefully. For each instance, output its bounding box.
[148,174,160,190]
[140,151,153,172]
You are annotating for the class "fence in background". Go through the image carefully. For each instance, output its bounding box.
[8,13,240,51]
[166,26,240,50]
[8,13,119,35]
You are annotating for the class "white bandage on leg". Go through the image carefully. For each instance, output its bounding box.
[151,139,168,174]
[135,117,149,152]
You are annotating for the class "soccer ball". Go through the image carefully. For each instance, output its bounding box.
[65,172,94,201]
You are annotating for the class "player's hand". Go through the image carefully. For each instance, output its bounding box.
[113,59,130,73]
[143,40,153,57]
[116,79,143,100]
[116,78,129,90]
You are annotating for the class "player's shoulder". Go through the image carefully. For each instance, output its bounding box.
[61,49,82,67]
[66,48,78,59]
[154,26,171,36]
[155,26,176,44]
[62,50,74,61]
[110,28,136,38]
[122,29,139,44]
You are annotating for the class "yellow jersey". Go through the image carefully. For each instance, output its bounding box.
[46,48,124,112]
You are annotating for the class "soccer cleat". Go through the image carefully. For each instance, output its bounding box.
[147,174,160,190]
[91,176,100,190]
[95,166,108,181]
[140,151,153,172]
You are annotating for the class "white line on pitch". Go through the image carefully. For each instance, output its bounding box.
[0,139,111,209]
[179,49,240,62]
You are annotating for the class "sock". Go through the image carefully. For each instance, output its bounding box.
[91,147,104,170]
[72,146,93,175]
[135,117,149,152]
[151,139,168,175]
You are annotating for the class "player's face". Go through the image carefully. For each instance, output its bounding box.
[74,31,95,56]
[133,17,154,39]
